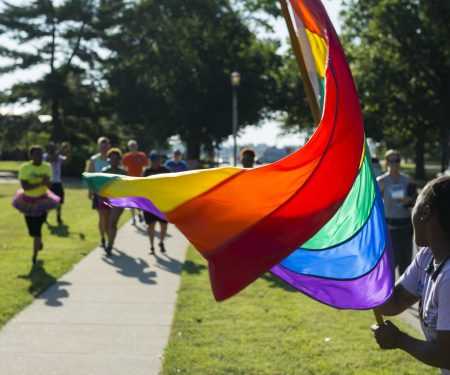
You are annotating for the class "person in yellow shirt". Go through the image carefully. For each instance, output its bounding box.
[12,145,60,265]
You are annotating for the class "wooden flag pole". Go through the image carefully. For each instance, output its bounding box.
[280,0,321,125]
[373,310,384,326]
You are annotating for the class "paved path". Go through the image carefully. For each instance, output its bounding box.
[0,219,189,375]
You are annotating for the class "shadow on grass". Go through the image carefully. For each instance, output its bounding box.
[46,222,85,240]
[261,272,297,293]
[183,260,207,275]
[155,253,183,275]
[18,261,71,306]
[103,249,157,285]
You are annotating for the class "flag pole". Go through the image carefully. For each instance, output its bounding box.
[280,0,321,125]
[373,310,384,326]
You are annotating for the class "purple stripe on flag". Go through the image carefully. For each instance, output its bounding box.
[270,241,394,310]
[107,196,167,221]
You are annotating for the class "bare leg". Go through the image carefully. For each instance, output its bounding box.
[159,222,168,252]
[108,207,124,250]
[159,222,167,243]
[147,222,156,253]
[99,209,110,246]
[130,208,136,224]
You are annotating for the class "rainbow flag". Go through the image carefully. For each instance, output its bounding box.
[83,0,394,308]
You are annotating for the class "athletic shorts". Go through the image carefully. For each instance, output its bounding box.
[49,183,64,204]
[143,211,168,224]
[92,194,111,210]
[24,213,47,237]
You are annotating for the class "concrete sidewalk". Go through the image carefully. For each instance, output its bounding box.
[0,219,189,375]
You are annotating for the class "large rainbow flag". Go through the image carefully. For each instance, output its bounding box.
[83,0,394,308]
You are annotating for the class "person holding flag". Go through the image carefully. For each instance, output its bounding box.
[373,176,450,374]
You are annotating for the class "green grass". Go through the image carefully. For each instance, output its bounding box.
[163,247,437,375]
[401,163,441,186]
[0,161,22,173]
[0,181,128,328]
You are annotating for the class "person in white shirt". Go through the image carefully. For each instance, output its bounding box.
[44,141,71,224]
[372,176,450,374]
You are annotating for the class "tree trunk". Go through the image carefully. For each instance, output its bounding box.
[51,95,62,141]
[441,124,449,173]
[186,132,201,161]
[415,134,426,180]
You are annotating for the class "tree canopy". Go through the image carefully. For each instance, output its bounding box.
[0,0,294,163]
[341,0,450,177]
[102,0,284,159]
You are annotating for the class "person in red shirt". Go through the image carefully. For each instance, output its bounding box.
[122,140,149,224]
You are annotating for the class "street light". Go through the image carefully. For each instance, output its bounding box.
[231,71,241,166]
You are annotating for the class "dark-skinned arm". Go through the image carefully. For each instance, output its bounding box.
[374,321,450,370]
[20,175,50,191]
[375,283,419,316]
[59,142,72,165]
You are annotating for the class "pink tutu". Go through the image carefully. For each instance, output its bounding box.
[12,189,60,217]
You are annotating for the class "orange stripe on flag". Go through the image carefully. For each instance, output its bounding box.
[290,0,326,39]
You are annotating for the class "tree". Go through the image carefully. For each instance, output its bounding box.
[0,0,104,141]
[102,0,283,159]
[341,0,450,178]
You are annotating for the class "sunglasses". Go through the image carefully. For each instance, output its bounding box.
[387,158,400,164]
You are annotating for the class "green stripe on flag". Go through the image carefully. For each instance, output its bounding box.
[82,173,119,193]
[318,77,325,115]
[302,150,376,250]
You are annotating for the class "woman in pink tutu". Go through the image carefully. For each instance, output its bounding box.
[12,145,60,265]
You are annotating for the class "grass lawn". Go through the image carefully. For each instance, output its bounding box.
[0,181,128,328]
[401,162,441,186]
[163,247,437,375]
[0,161,22,173]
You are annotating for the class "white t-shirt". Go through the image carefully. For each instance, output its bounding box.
[43,153,65,183]
[399,247,450,374]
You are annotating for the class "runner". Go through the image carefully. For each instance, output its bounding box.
[44,141,71,224]
[87,136,110,248]
[101,148,127,256]
[240,147,256,168]
[122,140,149,225]
[142,151,170,254]
[164,150,188,172]
[12,145,60,264]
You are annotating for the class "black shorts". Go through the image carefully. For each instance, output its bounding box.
[143,211,168,224]
[24,213,47,237]
[49,183,64,204]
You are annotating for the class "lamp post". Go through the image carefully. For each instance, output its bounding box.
[231,71,241,166]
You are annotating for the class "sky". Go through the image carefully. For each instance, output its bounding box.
[0,0,344,147]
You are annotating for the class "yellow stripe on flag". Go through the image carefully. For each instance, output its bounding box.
[99,167,243,212]
[305,29,327,78]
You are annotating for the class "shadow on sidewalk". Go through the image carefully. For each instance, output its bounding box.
[18,261,71,306]
[38,281,71,307]
[154,253,183,275]
[132,224,172,238]
[104,249,157,285]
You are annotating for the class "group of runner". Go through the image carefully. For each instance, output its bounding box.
[87,137,188,256]
[13,137,189,263]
